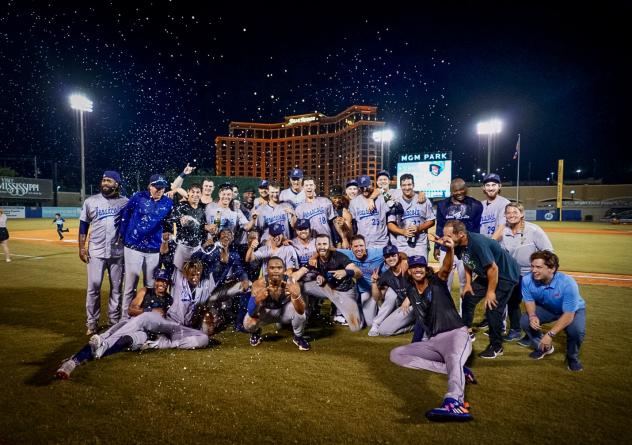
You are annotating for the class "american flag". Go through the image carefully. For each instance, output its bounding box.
[513,134,521,160]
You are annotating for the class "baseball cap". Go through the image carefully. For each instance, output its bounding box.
[258,180,269,189]
[295,218,311,231]
[483,173,502,184]
[383,245,399,257]
[269,223,285,236]
[218,182,233,191]
[149,174,169,189]
[330,185,344,197]
[103,170,122,184]
[408,255,428,267]
[345,179,358,188]
[376,170,390,179]
[244,187,256,194]
[153,268,172,283]
[357,175,372,188]
[289,168,304,179]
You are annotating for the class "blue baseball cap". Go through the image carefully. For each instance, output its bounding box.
[383,245,399,257]
[289,168,304,179]
[377,170,390,179]
[357,175,372,188]
[259,180,269,189]
[153,268,172,283]
[269,223,285,236]
[483,173,501,184]
[103,170,122,184]
[149,174,169,189]
[345,179,358,188]
[295,218,311,230]
[408,255,428,267]
[330,185,344,196]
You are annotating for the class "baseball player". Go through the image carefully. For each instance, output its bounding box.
[246,223,299,276]
[254,182,295,241]
[169,183,207,271]
[279,168,306,208]
[348,175,389,249]
[479,173,510,240]
[79,170,129,334]
[389,239,476,422]
[118,174,174,320]
[55,268,174,379]
[294,233,363,332]
[294,177,336,238]
[387,173,436,257]
[204,183,255,241]
[243,256,310,350]
[328,185,352,248]
[369,245,415,337]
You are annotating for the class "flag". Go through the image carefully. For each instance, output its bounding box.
[513,134,521,160]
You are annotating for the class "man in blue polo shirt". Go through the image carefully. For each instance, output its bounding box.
[520,250,586,371]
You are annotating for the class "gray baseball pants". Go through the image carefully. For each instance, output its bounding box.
[373,288,415,336]
[302,282,363,332]
[121,247,160,320]
[359,291,377,327]
[85,256,124,329]
[243,303,307,337]
[390,326,472,402]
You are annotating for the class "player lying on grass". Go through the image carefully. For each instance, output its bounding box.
[389,236,477,422]
[243,256,310,351]
[56,269,174,379]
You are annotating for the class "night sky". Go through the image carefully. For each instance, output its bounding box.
[1,2,629,192]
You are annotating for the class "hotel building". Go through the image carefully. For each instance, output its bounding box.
[215,105,388,193]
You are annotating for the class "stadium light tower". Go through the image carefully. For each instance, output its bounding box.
[477,119,502,175]
[373,128,395,172]
[69,94,93,203]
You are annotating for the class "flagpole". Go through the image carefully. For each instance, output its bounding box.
[516,134,521,202]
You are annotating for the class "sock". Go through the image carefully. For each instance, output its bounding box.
[73,344,94,364]
[101,335,134,358]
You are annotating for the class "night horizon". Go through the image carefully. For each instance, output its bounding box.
[1,2,629,190]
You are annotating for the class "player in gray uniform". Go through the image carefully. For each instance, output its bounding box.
[479,173,510,240]
[79,170,129,335]
[290,218,317,272]
[91,260,212,354]
[387,173,436,257]
[254,182,295,241]
[246,223,299,276]
[279,168,306,208]
[348,175,389,249]
[294,177,336,238]
[204,183,255,241]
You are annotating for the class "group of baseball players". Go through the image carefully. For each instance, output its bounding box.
[55,165,587,423]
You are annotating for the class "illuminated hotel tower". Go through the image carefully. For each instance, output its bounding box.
[215,105,387,193]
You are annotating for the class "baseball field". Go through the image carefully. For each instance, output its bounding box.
[0,219,631,444]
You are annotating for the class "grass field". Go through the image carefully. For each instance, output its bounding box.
[1,220,631,444]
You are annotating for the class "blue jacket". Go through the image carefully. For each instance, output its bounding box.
[191,245,248,285]
[118,191,173,253]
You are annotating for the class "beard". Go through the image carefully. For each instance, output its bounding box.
[101,185,118,197]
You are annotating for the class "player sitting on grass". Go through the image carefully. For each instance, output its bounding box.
[243,256,310,351]
[56,269,173,379]
[389,235,477,422]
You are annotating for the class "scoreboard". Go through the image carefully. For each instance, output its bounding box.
[396,151,452,198]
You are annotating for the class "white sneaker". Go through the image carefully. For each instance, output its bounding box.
[56,358,77,379]
[368,326,380,337]
[333,315,348,326]
[90,334,106,359]
[86,327,97,336]
[5,258,11,262]
[140,340,160,351]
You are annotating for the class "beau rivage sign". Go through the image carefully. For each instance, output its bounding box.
[0,176,53,200]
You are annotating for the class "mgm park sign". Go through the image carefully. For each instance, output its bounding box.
[0,176,53,200]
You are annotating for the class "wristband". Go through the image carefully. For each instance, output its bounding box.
[345,269,355,278]
[547,331,556,338]
[528,314,538,319]
[179,172,187,178]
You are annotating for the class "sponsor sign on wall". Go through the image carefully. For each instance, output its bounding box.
[1,206,26,218]
[0,176,53,200]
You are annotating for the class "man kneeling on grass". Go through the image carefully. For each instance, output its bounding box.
[389,235,477,422]
[519,250,586,372]
[243,256,310,351]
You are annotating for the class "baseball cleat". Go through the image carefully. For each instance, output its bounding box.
[478,345,503,359]
[367,326,380,337]
[86,327,97,336]
[425,398,473,422]
[249,331,262,347]
[89,334,102,355]
[567,358,584,372]
[293,335,311,351]
[55,358,77,380]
